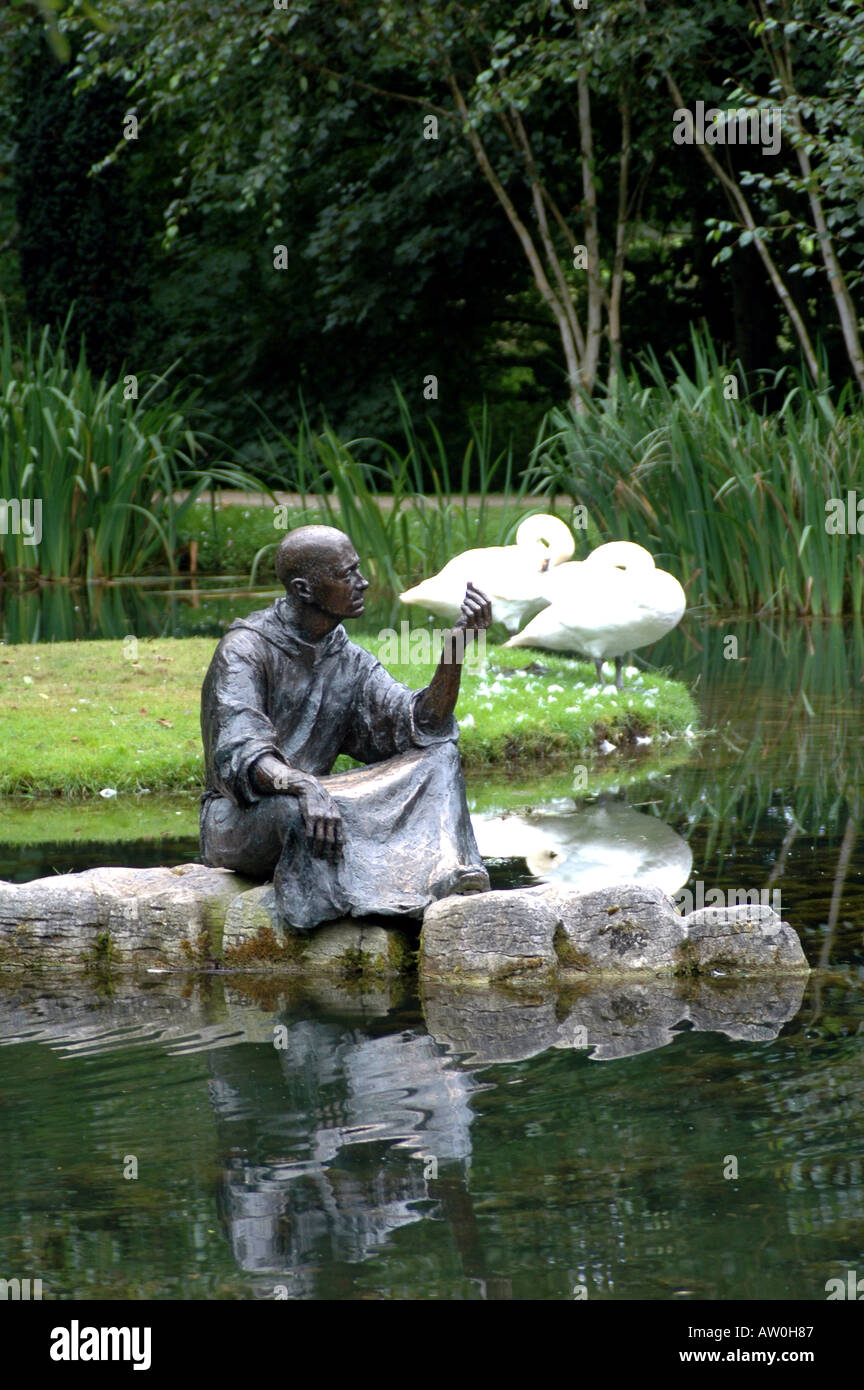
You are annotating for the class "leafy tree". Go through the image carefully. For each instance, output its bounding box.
[13,52,157,375]
[635,0,864,392]
[6,0,861,463]
[63,0,673,406]
[747,0,864,391]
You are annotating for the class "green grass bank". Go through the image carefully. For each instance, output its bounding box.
[0,635,698,796]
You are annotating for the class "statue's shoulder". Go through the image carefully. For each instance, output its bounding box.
[220,600,298,655]
[342,632,377,662]
[341,633,391,677]
[199,611,282,686]
[217,611,276,654]
[223,608,273,638]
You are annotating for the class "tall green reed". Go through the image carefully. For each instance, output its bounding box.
[248,386,558,599]
[0,312,268,582]
[529,326,864,615]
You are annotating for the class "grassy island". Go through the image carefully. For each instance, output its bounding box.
[0,634,698,797]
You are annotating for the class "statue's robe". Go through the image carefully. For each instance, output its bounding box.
[199,598,486,930]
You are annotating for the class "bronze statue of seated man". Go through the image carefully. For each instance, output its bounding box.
[199,524,491,930]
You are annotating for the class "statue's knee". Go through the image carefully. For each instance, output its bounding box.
[425,738,459,764]
[202,794,303,875]
[272,794,305,839]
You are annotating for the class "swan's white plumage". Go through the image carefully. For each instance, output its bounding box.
[504,540,686,675]
[398,514,574,633]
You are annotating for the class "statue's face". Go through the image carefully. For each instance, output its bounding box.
[305,538,369,619]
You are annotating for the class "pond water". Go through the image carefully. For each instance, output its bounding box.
[0,602,862,1301]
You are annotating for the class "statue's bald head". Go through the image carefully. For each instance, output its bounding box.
[275,525,354,591]
[274,525,368,627]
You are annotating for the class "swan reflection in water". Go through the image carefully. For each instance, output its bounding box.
[472,797,693,895]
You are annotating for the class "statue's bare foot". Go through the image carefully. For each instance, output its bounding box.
[447,866,490,896]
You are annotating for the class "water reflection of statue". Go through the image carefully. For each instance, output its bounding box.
[473,799,692,895]
[199,526,491,929]
[208,1019,491,1298]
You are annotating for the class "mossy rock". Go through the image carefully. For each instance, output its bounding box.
[221,885,412,978]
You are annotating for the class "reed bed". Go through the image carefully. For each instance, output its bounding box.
[249,389,559,592]
[0,314,266,582]
[530,327,864,615]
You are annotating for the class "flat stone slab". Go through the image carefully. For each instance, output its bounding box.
[419,889,560,987]
[541,881,688,974]
[0,863,255,970]
[221,882,411,976]
[679,903,807,974]
[0,864,411,978]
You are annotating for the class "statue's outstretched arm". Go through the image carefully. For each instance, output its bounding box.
[415,582,492,733]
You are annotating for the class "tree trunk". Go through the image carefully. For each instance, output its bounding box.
[664,73,822,386]
[577,65,603,399]
[446,73,585,408]
[608,95,632,382]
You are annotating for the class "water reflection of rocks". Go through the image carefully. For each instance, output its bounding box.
[472,800,693,894]
[424,975,808,1065]
[0,970,808,1298]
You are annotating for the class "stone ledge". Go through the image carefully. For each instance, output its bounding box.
[420,881,809,985]
[221,884,411,978]
[0,864,254,970]
[0,864,411,979]
[0,865,809,983]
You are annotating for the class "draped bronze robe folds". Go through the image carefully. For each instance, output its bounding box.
[199,598,485,930]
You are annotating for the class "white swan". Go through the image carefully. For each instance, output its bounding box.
[531,541,648,603]
[399,514,574,634]
[504,541,686,687]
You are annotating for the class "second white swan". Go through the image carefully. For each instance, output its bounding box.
[504,541,686,687]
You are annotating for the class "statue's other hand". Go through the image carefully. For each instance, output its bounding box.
[297,779,344,862]
[454,581,493,634]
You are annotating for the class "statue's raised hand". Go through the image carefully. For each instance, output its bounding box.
[453,582,492,636]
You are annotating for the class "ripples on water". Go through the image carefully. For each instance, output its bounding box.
[0,613,862,1299]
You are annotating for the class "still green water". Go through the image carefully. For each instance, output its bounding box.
[0,616,862,1300]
